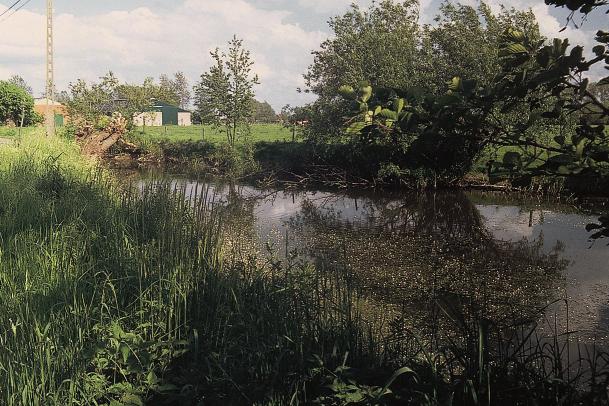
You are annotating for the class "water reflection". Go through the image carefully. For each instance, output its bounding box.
[282,191,567,342]
[129,171,608,341]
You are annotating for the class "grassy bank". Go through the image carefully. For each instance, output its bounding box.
[0,134,387,404]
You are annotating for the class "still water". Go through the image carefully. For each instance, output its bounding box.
[138,172,609,342]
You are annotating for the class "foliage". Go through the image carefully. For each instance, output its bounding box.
[280,104,310,141]
[7,74,33,95]
[342,13,609,235]
[159,71,191,109]
[194,36,260,147]
[66,72,183,129]
[545,0,608,15]
[302,0,421,141]
[302,1,544,143]
[0,80,40,126]
[251,99,277,123]
[419,2,542,94]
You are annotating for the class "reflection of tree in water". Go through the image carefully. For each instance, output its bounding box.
[214,183,260,261]
[285,191,568,336]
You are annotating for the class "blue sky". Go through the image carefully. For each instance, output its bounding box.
[0,0,606,110]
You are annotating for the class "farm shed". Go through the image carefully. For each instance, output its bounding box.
[34,98,68,127]
[133,101,192,127]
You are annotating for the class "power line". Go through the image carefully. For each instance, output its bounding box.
[0,0,23,18]
[0,0,32,23]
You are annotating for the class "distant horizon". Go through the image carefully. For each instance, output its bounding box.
[0,0,605,111]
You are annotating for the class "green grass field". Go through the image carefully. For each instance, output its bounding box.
[130,124,297,144]
[0,126,40,138]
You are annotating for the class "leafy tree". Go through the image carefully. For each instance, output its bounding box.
[280,104,309,142]
[251,100,277,123]
[159,72,190,108]
[302,1,545,143]
[66,72,121,127]
[194,36,259,147]
[303,0,421,141]
[0,80,40,126]
[7,75,32,95]
[56,90,71,104]
[66,73,182,129]
[419,2,541,93]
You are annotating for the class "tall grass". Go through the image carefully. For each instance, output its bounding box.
[0,135,376,405]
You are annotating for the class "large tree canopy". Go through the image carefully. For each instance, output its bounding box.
[251,100,277,123]
[302,0,543,142]
[0,81,39,126]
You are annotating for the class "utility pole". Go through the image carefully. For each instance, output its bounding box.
[45,0,55,136]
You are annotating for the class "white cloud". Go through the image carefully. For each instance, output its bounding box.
[0,0,328,110]
[0,0,603,110]
[297,0,354,13]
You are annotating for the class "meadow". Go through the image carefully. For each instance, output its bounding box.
[130,123,296,145]
[0,126,38,138]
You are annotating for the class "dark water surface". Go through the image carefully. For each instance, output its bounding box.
[135,172,609,342]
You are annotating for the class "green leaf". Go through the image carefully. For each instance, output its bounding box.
[122,394,144,406]
[448,77,462,92]
[338,85,355,99]
[119,344,131,364]
[505,43,528,55]
[346,122,367,135]
[380,109,398,120]
[394,98,405,114]
[359,86,373,103]
[380,366,418,396]
[576,139,587,159]
[507,28,525,42]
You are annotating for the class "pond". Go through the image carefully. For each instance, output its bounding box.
[133,171,609,345]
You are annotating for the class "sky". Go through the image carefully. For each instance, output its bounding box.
[0,0,606,111]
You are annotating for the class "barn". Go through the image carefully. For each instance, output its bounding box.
[34,98,68,127]
[133,101,192,127]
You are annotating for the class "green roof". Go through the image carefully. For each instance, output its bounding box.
[147,100,190,113]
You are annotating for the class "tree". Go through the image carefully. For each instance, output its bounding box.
[7,75,32,95]
[194,36,259,147]
[66,72,121,127]
[0,81,39,126]
[419,2,541,93]
[280,104,309,142]
[302,0,545,142]
[159,72,190,108]
[67,73,184,129]
[251,100,277,123]
[303,0,421,141]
